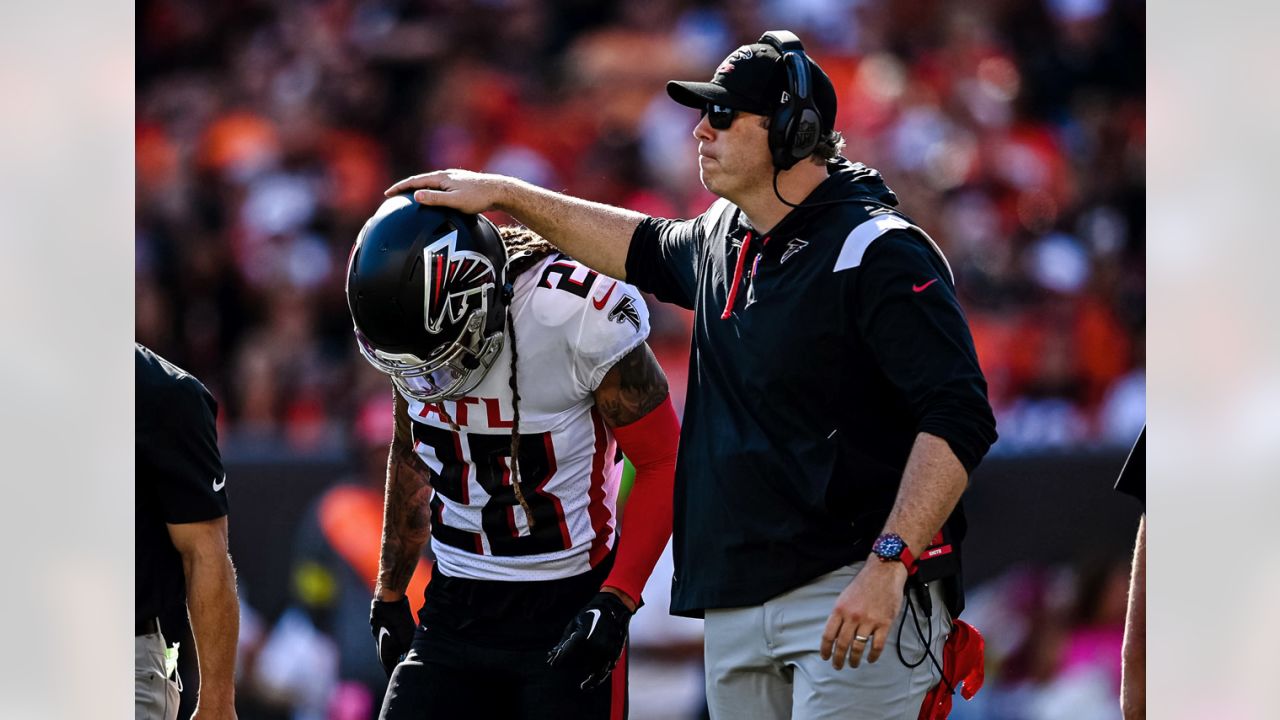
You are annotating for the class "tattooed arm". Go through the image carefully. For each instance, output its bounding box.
[593,342,670,427]
[592,342,680,610]
[374,390,434,602]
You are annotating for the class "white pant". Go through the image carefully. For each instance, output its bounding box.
[703,562,951,720]
[135,629,179,720]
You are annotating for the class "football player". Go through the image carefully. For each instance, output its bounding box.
[347,195,679,719]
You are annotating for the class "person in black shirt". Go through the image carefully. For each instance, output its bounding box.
[136,344,240,720]
[1116,426,1145,720]
[383,29,997,719]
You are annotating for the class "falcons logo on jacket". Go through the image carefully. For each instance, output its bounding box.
[422,230,497,333]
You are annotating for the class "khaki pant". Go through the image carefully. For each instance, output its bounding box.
[135,629,180,720]
[704,562,951,720]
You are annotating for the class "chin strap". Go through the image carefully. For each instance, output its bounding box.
[499,249,531,304]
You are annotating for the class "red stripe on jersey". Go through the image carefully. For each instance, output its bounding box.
[537,432,571,550]
[610,643,628,720]
[453,431,470,504]
[501,454,518,538]
[586,408,615,567]
[454,431,483,554]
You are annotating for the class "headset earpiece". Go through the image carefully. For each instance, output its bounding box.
[759,31,823,170]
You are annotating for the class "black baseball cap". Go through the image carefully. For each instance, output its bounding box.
[667,40,838,133]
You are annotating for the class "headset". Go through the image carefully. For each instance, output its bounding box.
[759,30,823,171]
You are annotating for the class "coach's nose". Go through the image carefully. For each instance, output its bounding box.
[693,113,715,143]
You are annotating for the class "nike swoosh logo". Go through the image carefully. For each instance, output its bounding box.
[378,626,390,657]
[592,281,617,310]
[212,473,226,491]
[912,279,939,293]
[584,608,602,638]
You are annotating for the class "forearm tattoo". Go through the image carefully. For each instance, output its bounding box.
[376,393,433,597]
[595,343,669,428]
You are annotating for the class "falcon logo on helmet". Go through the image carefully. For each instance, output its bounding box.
[422,230,499,334]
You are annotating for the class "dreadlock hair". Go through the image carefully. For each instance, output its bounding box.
[501,225,559,276]
[496,225,558,526]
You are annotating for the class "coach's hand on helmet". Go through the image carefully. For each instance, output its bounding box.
[384,169,511,215]
[547,591,636,690]
[370,596,417,677]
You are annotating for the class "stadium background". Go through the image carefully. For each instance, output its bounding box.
[135,0,1145,718]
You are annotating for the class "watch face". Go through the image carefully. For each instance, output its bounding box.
[873,534,905,559]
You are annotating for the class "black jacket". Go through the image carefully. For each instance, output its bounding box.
[626,159,997,617]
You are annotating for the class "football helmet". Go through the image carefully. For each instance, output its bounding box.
[346,195,508,402]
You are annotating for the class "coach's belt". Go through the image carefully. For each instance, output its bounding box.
[135,617,159,636]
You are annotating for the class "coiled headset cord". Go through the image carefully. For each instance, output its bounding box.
[895,576,956,697]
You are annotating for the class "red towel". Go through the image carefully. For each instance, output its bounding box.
[918,619,986,720]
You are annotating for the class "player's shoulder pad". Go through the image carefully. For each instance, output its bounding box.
[832,213,954,283]
[575,273,650,392]
[523,253,650,336]
[525,253,608,326]
[523,253,650,393]
[583,276,649,341]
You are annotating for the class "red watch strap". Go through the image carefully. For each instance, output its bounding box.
[901,545,917,574]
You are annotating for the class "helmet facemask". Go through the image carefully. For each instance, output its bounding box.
[355,304,504,403]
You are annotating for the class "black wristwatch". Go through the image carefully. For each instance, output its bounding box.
[871,532,917,573]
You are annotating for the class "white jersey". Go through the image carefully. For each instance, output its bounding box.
[401,253,650,582]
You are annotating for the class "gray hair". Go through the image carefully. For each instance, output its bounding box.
[811,129,846,164]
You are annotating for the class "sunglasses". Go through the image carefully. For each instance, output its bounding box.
[700,104,738,130]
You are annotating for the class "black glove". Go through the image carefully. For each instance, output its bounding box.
[547,591,634,689]
[370,597,417,677]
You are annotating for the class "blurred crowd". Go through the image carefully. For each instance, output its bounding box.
[136,0,1144,457]
[950,557,1134,720]
[137,3,1145,717]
